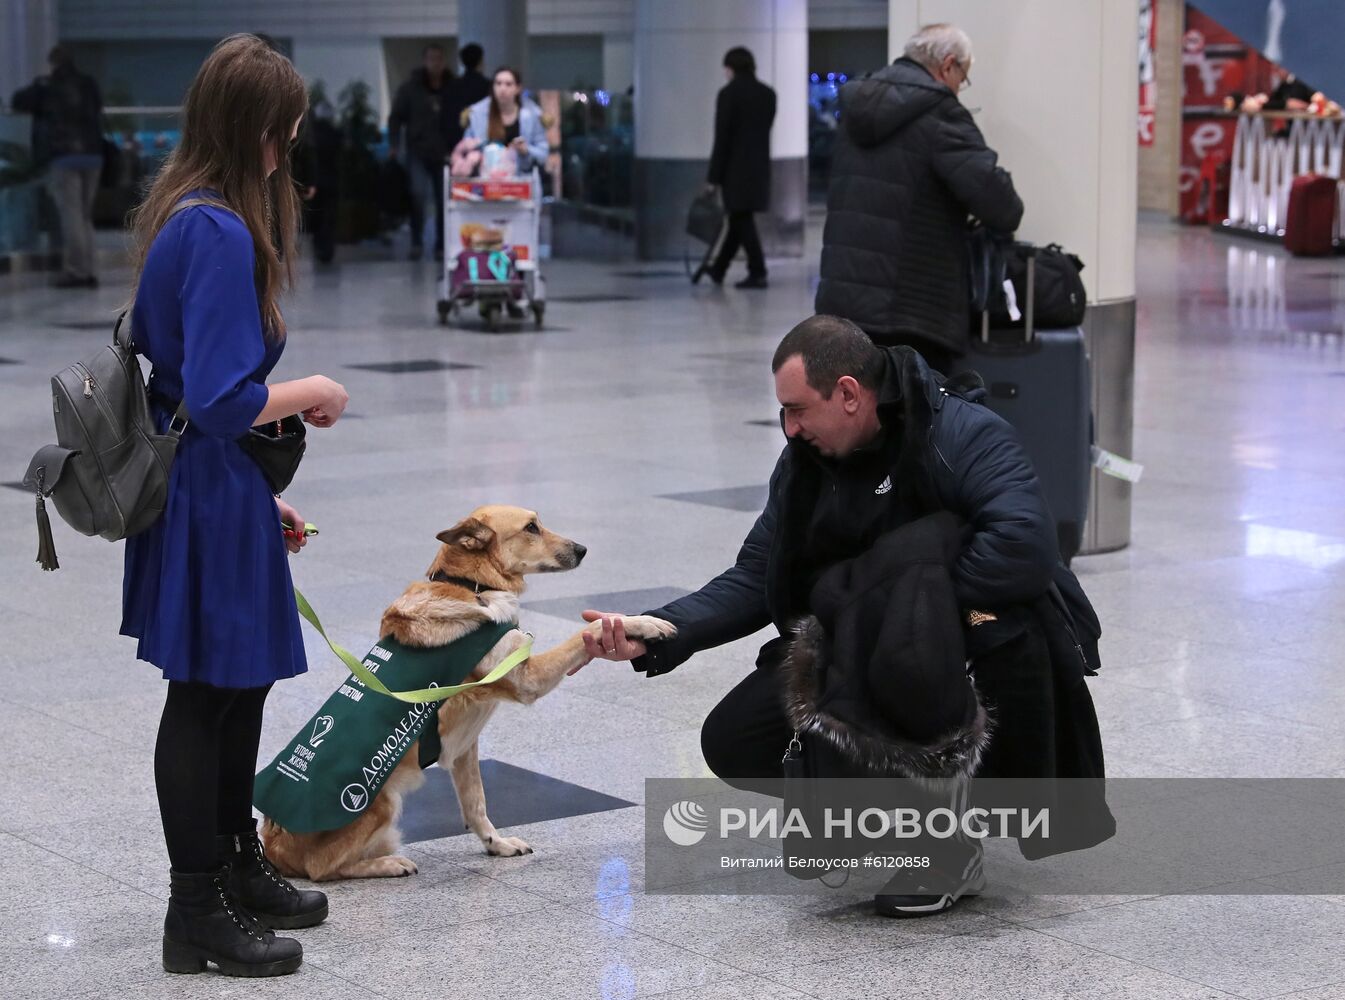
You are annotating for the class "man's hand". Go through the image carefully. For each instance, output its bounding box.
[571,610,648,675]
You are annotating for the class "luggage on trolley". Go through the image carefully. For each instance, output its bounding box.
[437,167,546,331]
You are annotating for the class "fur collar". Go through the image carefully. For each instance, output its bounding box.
[780,616,991,782]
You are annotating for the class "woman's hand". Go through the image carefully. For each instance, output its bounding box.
[275,497,308,554]
[510,136,528,153]
[300,375,348,427]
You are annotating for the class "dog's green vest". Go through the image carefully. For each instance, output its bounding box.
[254,622,514,833]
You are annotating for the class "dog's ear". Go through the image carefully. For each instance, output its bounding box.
[436,518,495,551]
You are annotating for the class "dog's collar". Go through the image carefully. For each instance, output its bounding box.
[429,570,496,594]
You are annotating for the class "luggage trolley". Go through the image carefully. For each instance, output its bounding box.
[437,168,546,331]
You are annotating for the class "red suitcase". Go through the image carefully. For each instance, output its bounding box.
[1283,174,1337,256]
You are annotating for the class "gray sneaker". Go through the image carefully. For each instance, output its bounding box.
[873,842,985,918]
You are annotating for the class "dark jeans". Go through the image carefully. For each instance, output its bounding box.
[305,190,336,263]
[407,156,445,251]
[711,210,766,279]
[700,659,795,794]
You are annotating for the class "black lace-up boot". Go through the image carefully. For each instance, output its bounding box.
[162,867,303,976]
[217,822,328,930]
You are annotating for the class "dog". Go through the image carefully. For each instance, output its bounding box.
[261,505,675,881]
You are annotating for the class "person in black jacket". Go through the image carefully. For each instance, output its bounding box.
[291,98,340,263]
[815,24,1023,371]
[446,43,492,152]
[694,47,776,290]
[11,46,105,288]
[580,315,1108,916]
[387,43,454,260]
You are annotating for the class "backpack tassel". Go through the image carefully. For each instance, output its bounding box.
[35,492,59,571]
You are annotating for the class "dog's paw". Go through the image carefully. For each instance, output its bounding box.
[375,855,419,877]
[620,615,678,643]
[485,834,533,857]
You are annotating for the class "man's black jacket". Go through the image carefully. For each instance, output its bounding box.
[636,347,1065,677]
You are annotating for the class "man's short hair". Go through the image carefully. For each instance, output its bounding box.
[723,47,756,77]
[772,316,884,397]
[423,42,445,58]
[48,45,72,67]
[903,24,973,73]
[460,43,484,70]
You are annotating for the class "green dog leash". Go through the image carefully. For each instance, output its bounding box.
[292,586,533,704]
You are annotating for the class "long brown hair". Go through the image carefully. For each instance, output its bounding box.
[486,66,522,143]
[128,34,307,338]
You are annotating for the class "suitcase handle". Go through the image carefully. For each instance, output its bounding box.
[980,246,1037,344]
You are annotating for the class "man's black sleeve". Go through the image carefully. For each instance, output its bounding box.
[929,102,1024,234]
[11,81,40,114]
[934,400,1059,607]
[707,87,732,186]
[632,455,782,677]
[387,83,409,149]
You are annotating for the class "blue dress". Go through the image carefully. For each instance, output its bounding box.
[121,201,307,688]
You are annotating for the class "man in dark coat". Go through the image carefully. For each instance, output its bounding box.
[582,315,1108,916]
[11,45,105,288]
[815,24,1023,372]
[446,43,492,152]
[695,47,776,290]
[388,43,454,260]
[291,99,341,264]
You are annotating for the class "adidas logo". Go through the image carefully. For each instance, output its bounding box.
[875,476,893,495]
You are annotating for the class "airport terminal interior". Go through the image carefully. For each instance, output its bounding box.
[3,1,1345,999]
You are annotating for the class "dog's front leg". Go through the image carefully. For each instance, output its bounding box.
[507,616,677,704]
[449,739,532,857]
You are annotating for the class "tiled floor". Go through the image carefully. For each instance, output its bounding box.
[1,214,1343,999]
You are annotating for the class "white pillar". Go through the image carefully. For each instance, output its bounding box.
[887,0,1136,302]
[602,34,634,95]
[633,0,808,259]
[458,0,528,82]
[291,37,390,124]
[890,0,1138,551]
[2,0,58,117]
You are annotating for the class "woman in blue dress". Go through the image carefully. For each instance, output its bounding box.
[120,35,349,978]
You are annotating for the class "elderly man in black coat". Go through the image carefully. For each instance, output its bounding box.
[581,316,1110,917]
[816,24,1023,372]
[694,47,776,289]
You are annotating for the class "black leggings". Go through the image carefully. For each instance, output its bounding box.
[155,680,272,873]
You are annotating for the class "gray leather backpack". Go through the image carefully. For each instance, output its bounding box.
[23,312,186,570]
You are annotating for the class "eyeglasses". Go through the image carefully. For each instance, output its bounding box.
[958,63,972,93]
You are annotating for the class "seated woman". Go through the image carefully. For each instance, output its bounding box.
[454,66,549,176]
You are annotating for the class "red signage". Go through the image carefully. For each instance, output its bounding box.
[450,180,533,202]
[1139,0,1158,146]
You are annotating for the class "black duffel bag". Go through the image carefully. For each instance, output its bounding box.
[969,228,1088,330]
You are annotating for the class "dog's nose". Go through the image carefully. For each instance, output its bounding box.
[572,543,587,563]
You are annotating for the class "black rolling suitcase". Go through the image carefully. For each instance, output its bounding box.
[957,251,1092,563]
